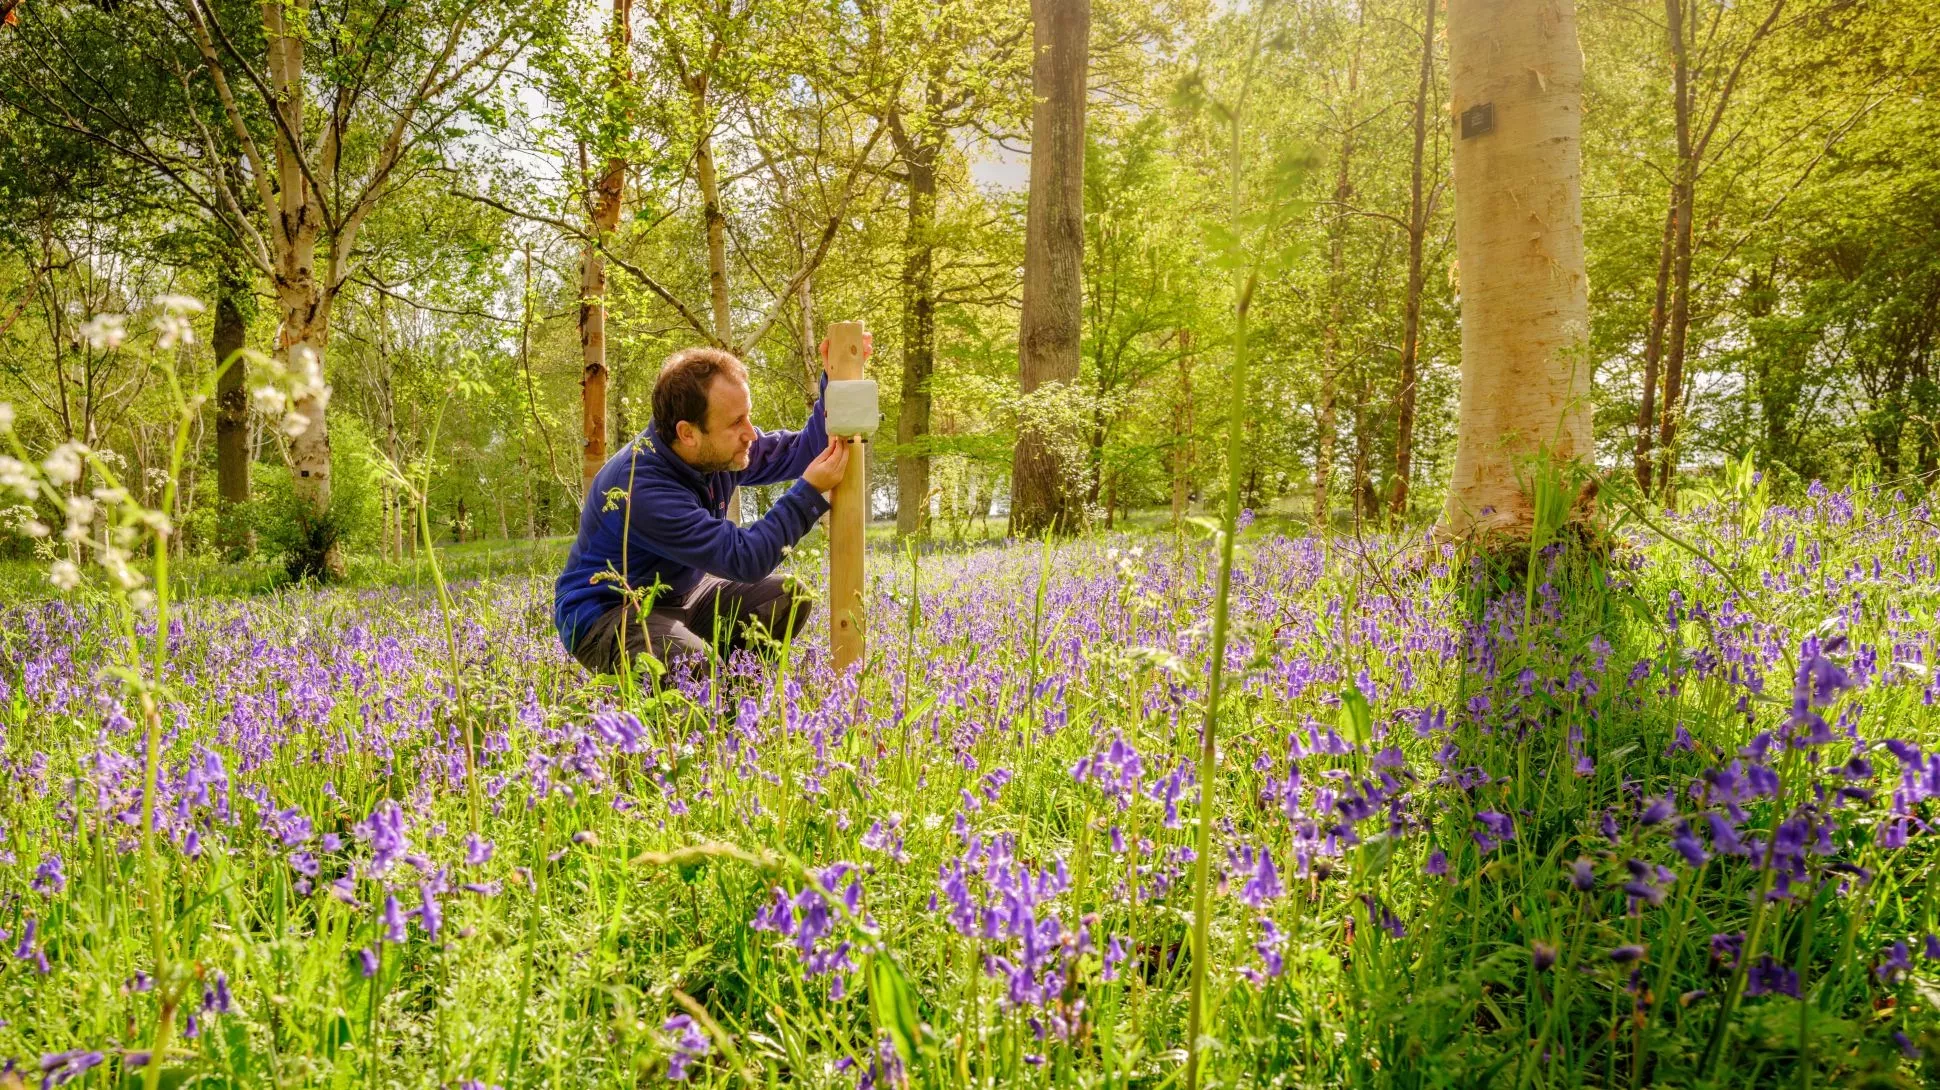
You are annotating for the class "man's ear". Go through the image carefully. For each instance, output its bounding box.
[673,419,696,448]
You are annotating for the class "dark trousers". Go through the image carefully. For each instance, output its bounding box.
[571,574,816,675]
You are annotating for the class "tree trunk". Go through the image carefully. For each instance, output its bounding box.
[579,149,613,489]
[580,0,631,491]
[1389,0,1435,525]
[1316,6,1363,529]
[1171,329,1194,530]
[1009,0,1089,539]
[696,99,732,344]
[1440,0,1592,538]
[1351,372,1377,526]
[894,106,939,538]
[692,83,740,523]
[1654,0,1695,502]
[800,272,820,399]
[265,0,342,579]
[214,267,253,556]
[1634,198,1675,491]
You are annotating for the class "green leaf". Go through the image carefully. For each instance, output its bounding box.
[1338,686,1372,746]
[869,952,926,1067]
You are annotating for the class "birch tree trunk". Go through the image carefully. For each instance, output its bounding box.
[1440,0,1592,538]
[265,0,341,576]
[1008,0,1089,539]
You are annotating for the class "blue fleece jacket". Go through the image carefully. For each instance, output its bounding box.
[553,382,832,653]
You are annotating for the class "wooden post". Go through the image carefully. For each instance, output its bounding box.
[826,321,868,671]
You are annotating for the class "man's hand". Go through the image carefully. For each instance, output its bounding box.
[817,332,874,379]
[801,434,851,495]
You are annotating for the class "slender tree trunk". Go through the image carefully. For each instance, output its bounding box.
[1009,0,1090,539]
[691,81,740,522]
[1654,0,1789,502]
[518,247,538,541]
[1441,0,1592,537]
[579,148,612,489]
[580,0,632,491]
[214,267,253,556]
[1655,0,1695,503]
[800,272,819,399]
[1316,6,1363,528]
[1351,373,1377,526]
[695,96,731,344]
[1634,198,1675,490]
[894,104,939,538]
[1172,328,1194,530]
[1389,0,1435,524]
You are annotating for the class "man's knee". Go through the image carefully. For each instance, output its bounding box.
[738,575,813,649]
[772,576,816,636]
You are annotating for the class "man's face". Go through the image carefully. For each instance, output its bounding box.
[676,375,756,473]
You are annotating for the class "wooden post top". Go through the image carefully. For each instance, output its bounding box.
[826,321,867,382]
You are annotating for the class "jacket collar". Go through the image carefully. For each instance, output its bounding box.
[644,421,707,489]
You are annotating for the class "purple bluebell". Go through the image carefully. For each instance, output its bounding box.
[38,1050,103,1088]
[662,1013,710,1080]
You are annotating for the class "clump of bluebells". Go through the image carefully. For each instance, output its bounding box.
[3,474,1940,1085]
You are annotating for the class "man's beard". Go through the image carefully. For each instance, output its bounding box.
[690,448,748,474]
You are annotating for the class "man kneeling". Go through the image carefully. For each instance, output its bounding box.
[554,344,854,674]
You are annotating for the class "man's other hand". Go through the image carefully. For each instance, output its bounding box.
[817,331,874,378]
[801,434,852,495]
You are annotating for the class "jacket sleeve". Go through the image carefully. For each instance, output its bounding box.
[628,477,831,584]
[739,372,830,487]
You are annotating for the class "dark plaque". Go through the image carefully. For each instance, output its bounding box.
[1460,102,1494,139]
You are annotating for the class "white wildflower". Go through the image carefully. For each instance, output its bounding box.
[63,495,97,542]
[42,443,86,487]
[251,385,287,417]
[0,455,33,498]
[22,519,49,538]
[155,294,206,316]
[280,411,312,439]
[102,549,143,590]
[155,313,195,351]
[49,559,81,591]
[130,589,156,614]
[78,314,127,352]
[289,345,330,410]
[0,401,13,433]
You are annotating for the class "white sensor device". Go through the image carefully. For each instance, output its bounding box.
[826,379,880,437]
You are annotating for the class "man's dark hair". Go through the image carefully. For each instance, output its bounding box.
[652,347,749,447]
